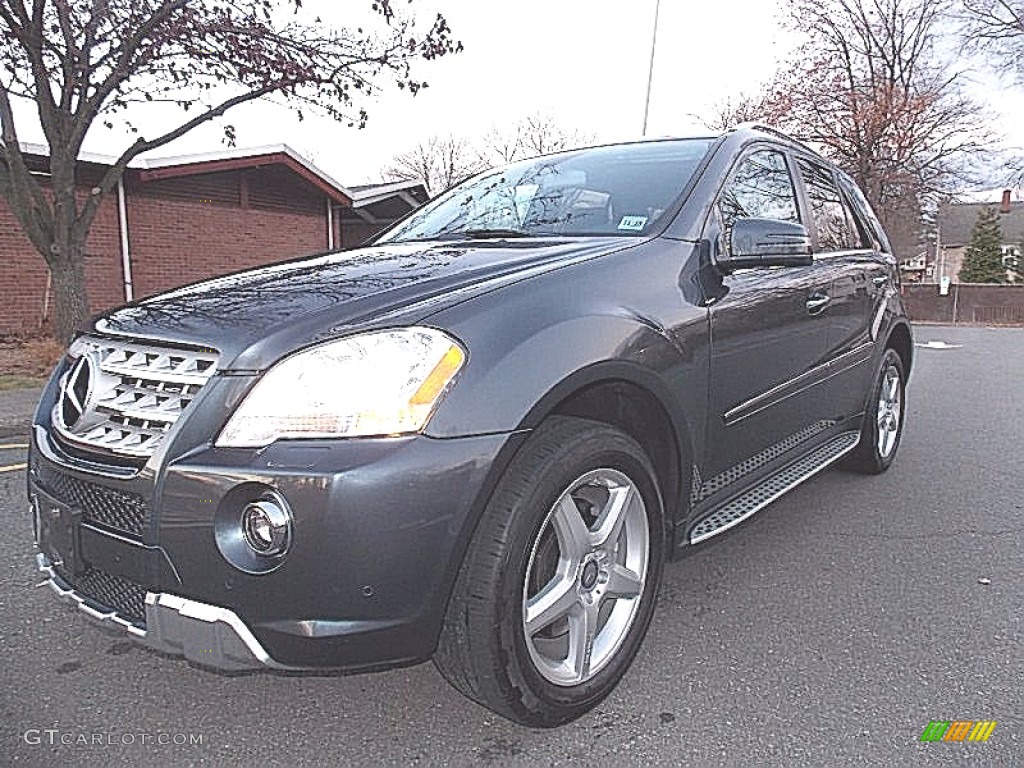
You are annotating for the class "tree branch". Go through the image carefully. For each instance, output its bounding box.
[75,79,288,237]
[0,81,52,254]
[70,0,193,148]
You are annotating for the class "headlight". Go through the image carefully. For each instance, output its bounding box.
[216,327,466,447]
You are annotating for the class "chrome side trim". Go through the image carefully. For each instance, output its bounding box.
[870,291,891,341]
[724,343,875,426]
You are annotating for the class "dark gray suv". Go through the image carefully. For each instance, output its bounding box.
[30,125,911,726]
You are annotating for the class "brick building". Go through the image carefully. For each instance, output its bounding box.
[0,144,427,337]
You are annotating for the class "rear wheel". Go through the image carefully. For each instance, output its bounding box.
[434,416,665,726]
[845,348,906,474]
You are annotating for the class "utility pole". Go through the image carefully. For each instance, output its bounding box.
[642,0,661,136]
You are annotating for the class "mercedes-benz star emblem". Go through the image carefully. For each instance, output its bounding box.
[59,354,94,429]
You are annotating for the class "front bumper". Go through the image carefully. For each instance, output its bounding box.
[37,552,283,671]
[30,420,522,672]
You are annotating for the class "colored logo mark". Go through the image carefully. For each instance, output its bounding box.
[920,720,997,742]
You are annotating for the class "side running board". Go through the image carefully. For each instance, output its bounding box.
[689,431,861,544]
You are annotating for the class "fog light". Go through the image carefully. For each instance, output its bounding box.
[241,499,291,556]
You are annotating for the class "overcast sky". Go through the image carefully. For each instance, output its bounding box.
[10,0,1023,191]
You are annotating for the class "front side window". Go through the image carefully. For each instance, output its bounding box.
[379,139,714,242]
[797,159,857,252]
[717,149,800,233]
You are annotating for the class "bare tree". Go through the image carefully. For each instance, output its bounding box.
[480,125,524,165]
[0,0,461,342]
[383,134,487,196]
[960,0,1024,77]
[747,0,992,259]
[480,113,592,164]
[517,113,591,157]
[382,114,592,196]
[702,91,792,132]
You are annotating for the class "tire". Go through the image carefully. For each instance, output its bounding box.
[434,416,666,727]
[844,347,906,474]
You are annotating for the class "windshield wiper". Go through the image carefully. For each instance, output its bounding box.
[458,228,536,239]
[400,228,553,242]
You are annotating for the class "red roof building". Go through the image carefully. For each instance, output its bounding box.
[0,145,427,336]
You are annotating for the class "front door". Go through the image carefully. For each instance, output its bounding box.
[704,147,836,480]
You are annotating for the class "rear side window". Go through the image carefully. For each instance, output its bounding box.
[839,176,891,253]
[796,159,857,252]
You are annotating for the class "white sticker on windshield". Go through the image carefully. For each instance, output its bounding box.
[618,215,648,231]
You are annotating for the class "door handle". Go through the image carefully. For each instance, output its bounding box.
[806,293,831,314]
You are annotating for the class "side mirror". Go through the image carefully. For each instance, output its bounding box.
[717,218,813,273]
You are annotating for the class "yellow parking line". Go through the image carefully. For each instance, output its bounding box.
[0,443,28,450]
[0,463,27,473]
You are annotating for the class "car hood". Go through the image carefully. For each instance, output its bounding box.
[92,237,637,370]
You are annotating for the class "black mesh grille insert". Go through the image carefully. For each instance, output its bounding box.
[36,464,147,537]
[60,565,147,626]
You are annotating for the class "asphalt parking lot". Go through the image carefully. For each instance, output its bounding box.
[1,324,1021,767]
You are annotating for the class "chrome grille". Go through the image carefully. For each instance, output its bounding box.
[52,336,219,458]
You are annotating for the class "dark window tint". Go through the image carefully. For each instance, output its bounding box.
[797,159,857,252]
[839,176,891,253]
[718,149,800,232]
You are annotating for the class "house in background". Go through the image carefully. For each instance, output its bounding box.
[936,190,1024,284]
[0,144,426,337]
[897,251,930,284]
[341,181,430,248]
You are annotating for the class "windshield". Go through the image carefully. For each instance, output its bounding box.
[379,139,715,242]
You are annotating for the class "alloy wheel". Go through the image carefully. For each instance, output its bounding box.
[876,364,902,458]
[521,468,650,687]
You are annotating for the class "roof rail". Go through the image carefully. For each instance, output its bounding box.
[727,122,816,153]
[729,122,793,140]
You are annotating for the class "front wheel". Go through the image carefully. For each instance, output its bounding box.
[844,348,906,474]
[434,416,665,726]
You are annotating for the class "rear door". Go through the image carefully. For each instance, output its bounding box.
[839,172,899,345]
[794,157,892,419]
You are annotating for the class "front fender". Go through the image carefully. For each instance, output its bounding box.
[425,308,704,462]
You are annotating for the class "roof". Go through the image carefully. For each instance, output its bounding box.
[939,200,1024,247]
[16,141,354,205]
[337,180,428,224]
[347,180,428,208]
[349,181,411,194]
